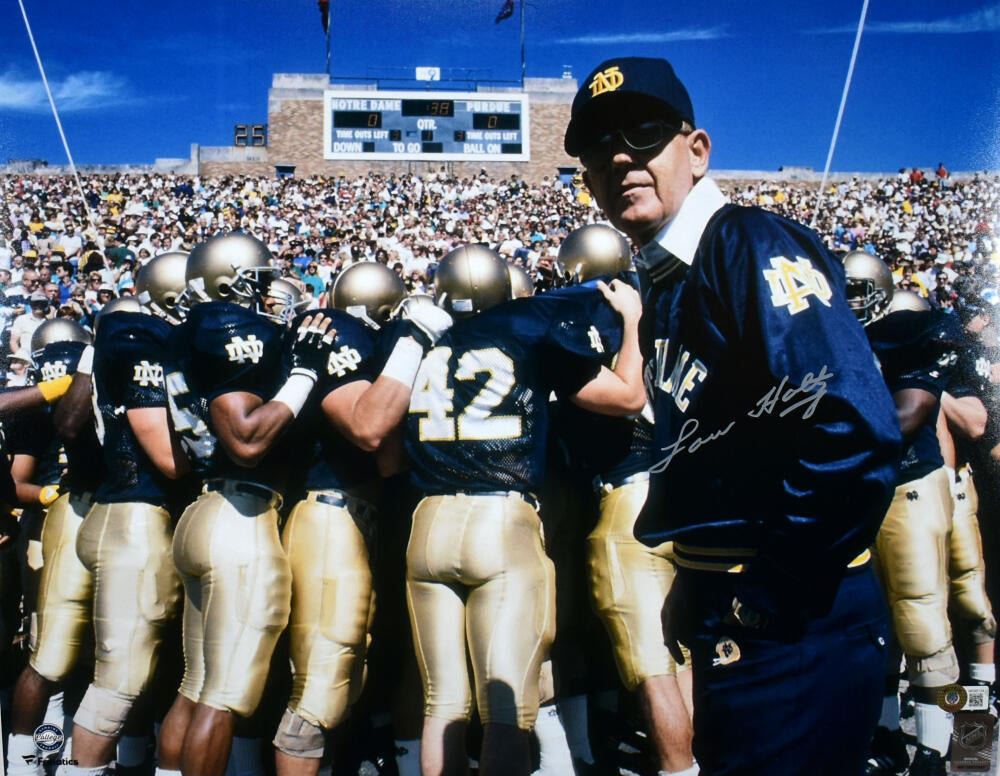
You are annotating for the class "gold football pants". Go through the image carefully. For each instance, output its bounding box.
[172,486,291,716]
[281,493,375,731]
[76,501,182,700]
[587,479,688,690]
[30,492,94,682]
[873,467,958,685]
[946,466,996,644]
[406,493,555,729]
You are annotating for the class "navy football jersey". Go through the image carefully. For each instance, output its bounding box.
[867,309,961,484]
[165,301,291,490]
[405,286,623,496]
[92,311,179,504]
[636,205,900,610]
[285,309,380,499]
[29,341,106,493]
[946,332,997,467]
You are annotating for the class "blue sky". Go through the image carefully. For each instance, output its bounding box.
[0,0,998,172]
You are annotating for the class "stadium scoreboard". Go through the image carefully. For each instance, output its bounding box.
[323,90,530,161]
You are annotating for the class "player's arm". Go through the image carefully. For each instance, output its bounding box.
[570,279,646,416]
[52,345,96,442]
[127,407,191,479]
[321,303,454,452]
[941,391,987,441]
[893,387,938,445]
[0,377,73,417]
[10,453,43,505]
[210,313,337,467]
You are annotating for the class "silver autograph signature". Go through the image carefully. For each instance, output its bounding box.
[649,366,833,474]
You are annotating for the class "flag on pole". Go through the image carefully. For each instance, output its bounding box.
[494,0,514,23]
[318,0,330,33]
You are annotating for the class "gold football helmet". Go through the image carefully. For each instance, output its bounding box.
[559,224,632,283]
[136,251,188,321]
[434,245,511,317]
[266,277,310,325]
[30,319,93,362]
[180,233,276,315]
[507,264,534,299]
[887,289,930,314]
[843,250,894,326]
[94,296,147,332]
[331,262,407,329]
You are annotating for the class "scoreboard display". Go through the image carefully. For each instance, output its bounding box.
[323,90,530,161]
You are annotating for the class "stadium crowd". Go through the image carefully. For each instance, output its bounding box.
[0,166,998,776]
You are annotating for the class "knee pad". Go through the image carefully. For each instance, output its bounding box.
[906,646,960,688]
[73,684,135,738]
[272,709,325,759]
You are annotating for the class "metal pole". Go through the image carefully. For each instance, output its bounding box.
[811,0,869,229]
[17,0,95,231]
[519,0,526,86]
[326,2,332,77]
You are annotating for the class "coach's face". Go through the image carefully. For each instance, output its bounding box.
[582,116,711,247]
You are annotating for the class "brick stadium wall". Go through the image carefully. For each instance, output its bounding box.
[199,76,580,180]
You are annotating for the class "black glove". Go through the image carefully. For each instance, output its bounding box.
[290,314,337,379]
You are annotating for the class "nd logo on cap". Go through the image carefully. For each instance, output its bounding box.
[589,65,624,97]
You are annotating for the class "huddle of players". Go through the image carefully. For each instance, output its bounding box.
[2,225,679,776]
[844,251,999,776]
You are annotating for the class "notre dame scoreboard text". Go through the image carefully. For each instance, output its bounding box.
[323,90,529,162]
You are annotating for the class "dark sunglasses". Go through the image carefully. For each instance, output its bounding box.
[579,120,684,169]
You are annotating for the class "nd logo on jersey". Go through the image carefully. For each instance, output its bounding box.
[40,361,67,381]
[225,335,265,364]
[326,346,362,378]
[762,256,832,315]
[133,360,164,387]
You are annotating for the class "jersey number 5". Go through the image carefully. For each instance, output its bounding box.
[410,347,522,441]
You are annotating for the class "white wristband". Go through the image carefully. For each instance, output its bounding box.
[380,336,425,387]
[76,345,95,376]
[271,371,316,418]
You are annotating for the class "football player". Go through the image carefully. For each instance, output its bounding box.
[273,261,452,776]
[556,224,695,775]
[6,320,105,776]
[846,252,962,776]
[403,245,645,776]
[935,297,996,702]
[57,252,193,776]
[154,234,333,776]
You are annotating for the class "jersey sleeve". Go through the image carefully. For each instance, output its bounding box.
[707,208,902,621]
[537,289,623,397]
[95,314,171,410]
[305,310,381,399]
[187,305,287,403]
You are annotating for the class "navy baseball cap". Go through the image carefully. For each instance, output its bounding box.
[564,57,695,156]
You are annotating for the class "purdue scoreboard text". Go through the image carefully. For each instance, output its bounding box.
[323,90,530,162]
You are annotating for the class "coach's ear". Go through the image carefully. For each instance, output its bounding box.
[687,129,711,182]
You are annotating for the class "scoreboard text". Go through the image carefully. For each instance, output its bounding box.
[323,90,530,161]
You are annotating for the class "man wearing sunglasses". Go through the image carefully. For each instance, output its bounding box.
[565,57,902,775]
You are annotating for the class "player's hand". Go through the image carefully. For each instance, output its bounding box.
[598,279,641,325]
[401,300,453,347]
[291,313,337,379]
[660,579,687,666]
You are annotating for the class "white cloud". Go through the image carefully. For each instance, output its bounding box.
[0,69,132,112]
[809,3,1000,34]
[552,27,729,45]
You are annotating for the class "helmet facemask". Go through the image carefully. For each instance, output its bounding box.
[845,277,890,326]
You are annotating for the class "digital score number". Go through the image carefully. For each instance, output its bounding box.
[323,90,530,161]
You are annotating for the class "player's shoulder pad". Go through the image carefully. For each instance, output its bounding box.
[95,310,171,351]
[37,340,88,378]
